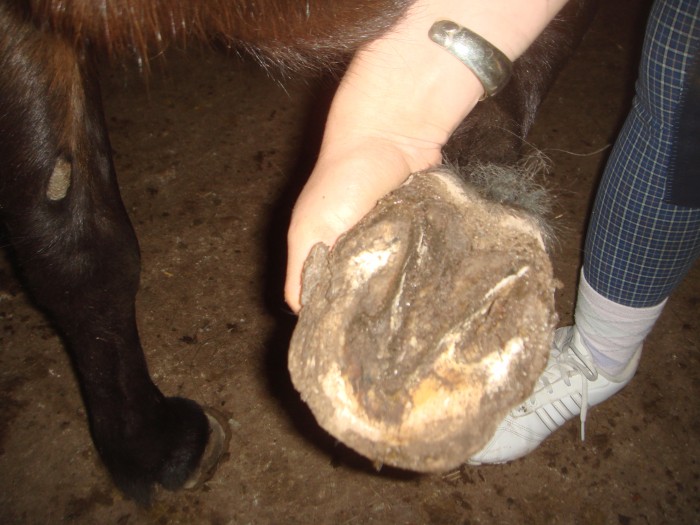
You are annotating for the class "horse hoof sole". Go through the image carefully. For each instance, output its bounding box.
[289,168,557,472]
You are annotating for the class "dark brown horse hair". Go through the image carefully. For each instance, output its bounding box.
[26,0,415,71]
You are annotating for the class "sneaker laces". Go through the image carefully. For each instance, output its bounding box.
[534,331,598,440]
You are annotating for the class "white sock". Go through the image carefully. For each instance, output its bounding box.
[574,269,666,378]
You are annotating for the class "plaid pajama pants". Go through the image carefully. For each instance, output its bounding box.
[583,0,700,307]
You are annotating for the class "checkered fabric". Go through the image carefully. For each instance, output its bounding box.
[584,0,700,307]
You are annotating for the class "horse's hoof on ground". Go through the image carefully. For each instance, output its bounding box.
[289,168,557,472]
[183,407,231,489]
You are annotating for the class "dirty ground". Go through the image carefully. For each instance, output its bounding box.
[1,1,698,523]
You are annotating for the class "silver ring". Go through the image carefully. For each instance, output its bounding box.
[428,20,513,99]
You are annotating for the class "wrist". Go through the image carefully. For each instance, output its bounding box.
[329,19,484,157]
[329,0,569,154]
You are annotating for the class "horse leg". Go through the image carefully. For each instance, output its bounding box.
[0,5,218,503]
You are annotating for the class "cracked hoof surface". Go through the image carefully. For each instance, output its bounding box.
[289,168,556,472]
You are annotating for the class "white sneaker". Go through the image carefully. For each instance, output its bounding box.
[468,326,641,465]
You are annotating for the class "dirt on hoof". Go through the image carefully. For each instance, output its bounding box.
[289,168,557,472]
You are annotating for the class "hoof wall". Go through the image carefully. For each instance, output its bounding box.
[183,408,230,489]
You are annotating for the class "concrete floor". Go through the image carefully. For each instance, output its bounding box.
[1,1,699,523]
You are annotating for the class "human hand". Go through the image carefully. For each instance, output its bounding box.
[283,0,568,312]
[283,17,482,312]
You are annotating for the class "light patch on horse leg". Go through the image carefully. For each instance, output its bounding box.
[47,156,71,200]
